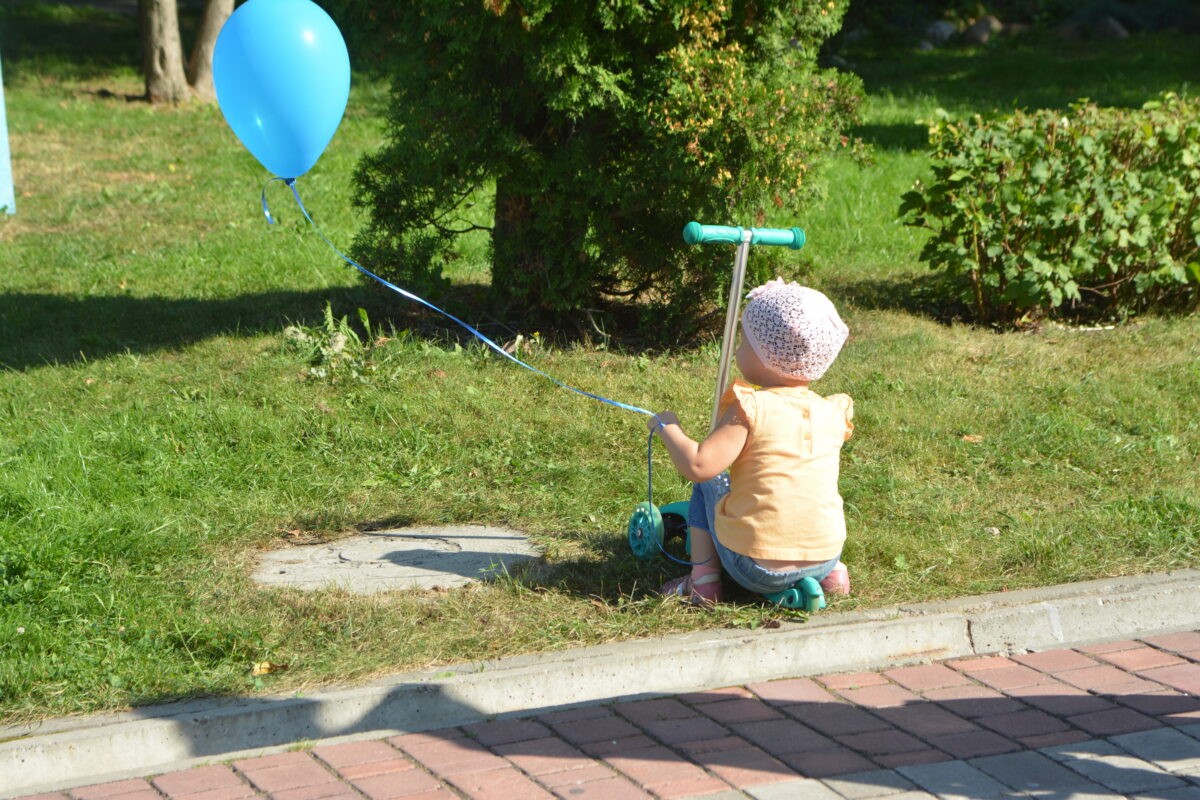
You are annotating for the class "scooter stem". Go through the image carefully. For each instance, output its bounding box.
[711,229,753,431]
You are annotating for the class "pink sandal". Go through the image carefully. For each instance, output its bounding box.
[660,572,724,605]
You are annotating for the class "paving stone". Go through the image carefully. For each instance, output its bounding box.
[492,736,594,777]
[1043,739,1187,794]
[896,759,1015,799]
[349,767,443,800]
[461,717,552,746]
[537,764,617,789]
[969,665,1057,691]
[693,746,798,788]
[730,718,835,755]
[873,703,978,736]
[871,750,950,769]
[924,730,1020,760]
[1077,640,1143,655]
[748,678,838,705]
[151,765,247,797]
[969,750,1109,794]
[837,729,928,757]
[679,686,756,704]
[882,665,972,692]
[1057,665,1161,694]
[1005,682,1117,716]
[639,715,731,745]
[312,741,403,769]
[819,673,893,690]
[919,684,1025,719]
[836,685,921,710]
[1068,707,1162,736]
[333,758,415,782]
[746,777,842,799]
[1142,633,1200,656]
[445,766,555,800]
[615,698,696,724]
[271,784,361,800]
[1129,788,1200,800]
[1116,691,1200,725]
[976,708,1072,738]
[1011,649,1098,673]
[1111,727,1200,776]
[578,735,658,757]
[946,656,1014,673]
[1018,730,1092,749]
[820,768,916,799]
[1096,646,1187,672]
[69,781,158,800]
[787,702,891,736]
[546,774,652,799]
[701,698,786,725]
[776,746,877,778]
[549,713,642,745]
[233,756,338,794]
[1142,664,1200,695]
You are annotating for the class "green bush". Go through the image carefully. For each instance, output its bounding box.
[900,94,1200,324]
[342,0,862,337]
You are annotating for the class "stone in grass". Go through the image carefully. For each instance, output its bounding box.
[253,525,541,593]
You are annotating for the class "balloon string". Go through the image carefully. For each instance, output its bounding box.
[265,178,655,418]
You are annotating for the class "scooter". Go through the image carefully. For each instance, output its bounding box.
[626,221,827,613]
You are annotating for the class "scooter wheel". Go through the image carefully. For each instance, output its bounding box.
[627,502,664,560]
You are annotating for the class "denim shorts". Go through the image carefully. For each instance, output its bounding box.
[687,474,840,595]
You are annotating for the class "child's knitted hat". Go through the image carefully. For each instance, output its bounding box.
[741,279,848,381]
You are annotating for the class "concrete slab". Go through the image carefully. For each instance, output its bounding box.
[252,525,540,592]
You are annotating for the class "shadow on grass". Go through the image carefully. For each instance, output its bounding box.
[826,271,972,324]
[0,287,382,370]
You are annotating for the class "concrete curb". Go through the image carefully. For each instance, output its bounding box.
[4,569,1199,798]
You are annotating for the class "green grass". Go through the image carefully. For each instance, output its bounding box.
[1,8,1198,724]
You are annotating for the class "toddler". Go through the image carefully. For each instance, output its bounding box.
[648,279,853,605]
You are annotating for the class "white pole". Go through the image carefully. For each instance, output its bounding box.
[709,229,752,431]
[0,50,14,216]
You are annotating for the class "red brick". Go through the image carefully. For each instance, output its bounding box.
[678,686,755,704]
[729,718,835,755]
[873,704,977,736]
[677,735,747,756]
[271,784,360,800]
[1141,631,1200,655]
[924,730,1019,759]
[604,745,717,792]
[699,698,784,724]
[1011,649,1097,673]
[638,715,729,745]
[537,764,615,789]
[337,759,417,781]
[312,741,402,769]
[350,768,444,800]
[152,765,246,797]
[642,775,731,799]
[920,684,1024,718]
[445,766,554,800]
[836,684,921,709]
[1140,663,1200,695]
[1016,730,1091,749]
[946,655,1015,672]
[872,750,951,768]
[461,718,551,747]
[233,752,316,773]
[235,759,336,794]
[578,735,658,757]
[614,698,694,724]
[1076,639,1142,655]
[1067,707,1162,736]
[170,787,258,800]
[1095,646,1186,672]
[693,746,796,787]
[787,702,890,735]
[397,737,507,776]
[492,736,593,777]
[69,783,155,800]
[14,795,68,800]
[547,775,652,800]
[748,677,839,705]
[1054,665,1151,693]
[836,729,927,756]
[976,709,1071,738]
[883,664,972,691]
[536,706,611,724]
[1116,690,1200,724]
[549,714,641,745]
[817,672,891,690]
[387,730,465,750]
[1005,682,1116,716]
[776,746,877,778]
[968,665,1055,691]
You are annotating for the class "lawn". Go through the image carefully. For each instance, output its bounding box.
[0,6,1197,724]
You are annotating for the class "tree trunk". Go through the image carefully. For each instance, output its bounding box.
[140,0,190,103]
[187,0,233,102]
[491,176,544,310]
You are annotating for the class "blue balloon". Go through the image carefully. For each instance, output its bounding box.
[213,0,350,180]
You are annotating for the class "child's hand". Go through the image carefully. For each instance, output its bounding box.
[648,411,681,434]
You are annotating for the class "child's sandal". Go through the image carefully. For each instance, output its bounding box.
[819,562,850,596]
[660,572,724,606]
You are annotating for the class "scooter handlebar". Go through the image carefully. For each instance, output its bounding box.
[682,221,806,250]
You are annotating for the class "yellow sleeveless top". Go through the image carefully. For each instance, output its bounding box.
[714,381,854,561]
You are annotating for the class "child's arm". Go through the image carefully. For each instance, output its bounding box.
[647,407,749,483]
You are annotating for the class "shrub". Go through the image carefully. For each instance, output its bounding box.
[900,93,1200,324]
[342,0,862,338]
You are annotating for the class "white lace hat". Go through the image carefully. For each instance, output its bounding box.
[741,279,849,380]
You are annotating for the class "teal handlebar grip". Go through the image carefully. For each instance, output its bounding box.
[682,221,806,250]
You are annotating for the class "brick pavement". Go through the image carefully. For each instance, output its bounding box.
[15,631,1200,800]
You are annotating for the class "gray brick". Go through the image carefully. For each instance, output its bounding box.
[1042,739,1186,794]
[970,750,1110,794]
[896,760,1016,799]
[1112,727,1200,776]
[1130,787,1200,800]
[747,778,842,799]
[821,769,915,799]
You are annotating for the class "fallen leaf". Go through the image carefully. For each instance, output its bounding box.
[251,661,289,676]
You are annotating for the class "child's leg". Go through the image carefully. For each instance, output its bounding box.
[660,477,728,604]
